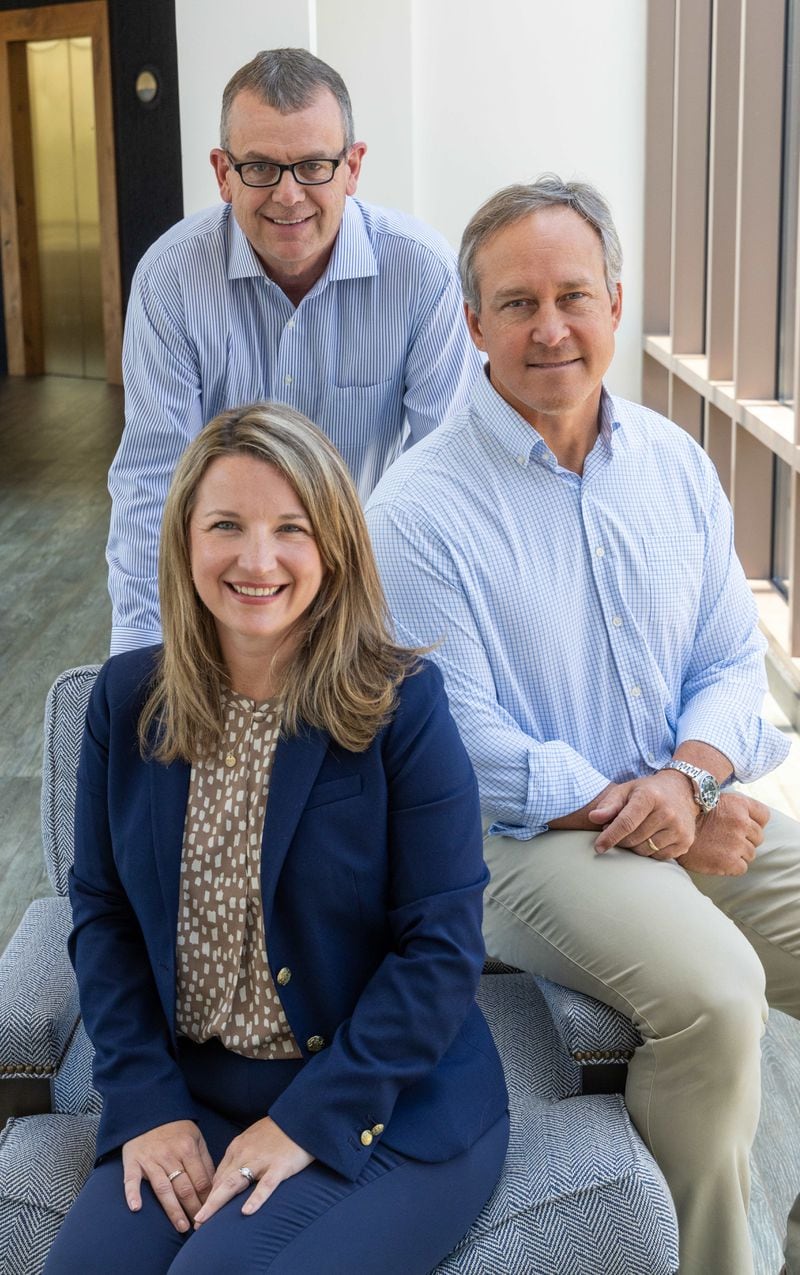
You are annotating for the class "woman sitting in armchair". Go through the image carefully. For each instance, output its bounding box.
[45,403,508,1275]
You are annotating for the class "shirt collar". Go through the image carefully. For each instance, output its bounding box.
[225,197,378,287]
[227,208,265,280]
[470,368,620,470]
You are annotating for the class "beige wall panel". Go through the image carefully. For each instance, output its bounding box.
[642,352,670,417]
[669,374,703,443]
[669,0,711,355]
[732,425,773,576]
[0,41,43,373]
[705,0,741,381]
[706,403,733,498]
[794,158,800,436]
[733,0,784,399]
[791,470,800,656]
[644,0,676,335]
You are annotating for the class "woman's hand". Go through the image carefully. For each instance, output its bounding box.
[194,1116,313,1225]
[123,1119,215,1232]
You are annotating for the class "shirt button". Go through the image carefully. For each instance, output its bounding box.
[630,685,642,698]
[595,546,605,558]
[287,317,296,329]
[284,373,294,385]
[360,1130,374,1146]
[612,616,623,627]
[516,454,526,466]
[276,967,291,986]
[306,1035,326,1053]
[647,753,655,765]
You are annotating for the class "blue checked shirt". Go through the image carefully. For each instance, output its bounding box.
[366,371,789,839]
[108,198,481,652]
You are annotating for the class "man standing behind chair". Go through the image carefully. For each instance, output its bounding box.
[107,47,480,653]
[366,175,800,1275]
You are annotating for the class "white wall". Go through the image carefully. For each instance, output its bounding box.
[175,0,313,216]
[410,0,647,399]
[316,0,414,212]
[174,0,647,398]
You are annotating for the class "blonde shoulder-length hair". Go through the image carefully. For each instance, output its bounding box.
[138,402,419,761]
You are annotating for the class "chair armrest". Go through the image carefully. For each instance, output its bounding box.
[0,897,79,1081]
[534,975,642,1064]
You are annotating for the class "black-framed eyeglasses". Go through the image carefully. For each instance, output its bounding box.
[226,149,348,188]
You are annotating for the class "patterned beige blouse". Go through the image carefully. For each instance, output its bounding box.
[175,692,301,1060]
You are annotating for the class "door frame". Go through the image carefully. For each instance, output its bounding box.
[0,0,122,380]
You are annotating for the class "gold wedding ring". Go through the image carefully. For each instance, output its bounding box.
[646,837,659,854]
[167,1169,184,1182]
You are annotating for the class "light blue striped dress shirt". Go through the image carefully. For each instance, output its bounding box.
[366,371,789,839]
[107,197,482,652]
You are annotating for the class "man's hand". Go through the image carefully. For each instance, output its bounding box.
[193,1116,313,1226]
[679,791,770,876]
[122,1119,215,1231]
[588,771,700,859]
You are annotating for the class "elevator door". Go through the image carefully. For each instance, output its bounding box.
[27,37,104,378]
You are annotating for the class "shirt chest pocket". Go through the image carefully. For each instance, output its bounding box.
[639,532,704,640]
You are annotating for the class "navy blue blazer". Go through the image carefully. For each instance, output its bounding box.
[69,648,508,1179]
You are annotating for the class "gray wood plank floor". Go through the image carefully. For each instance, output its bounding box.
[0,375,120,946]
[0,374,797,1272]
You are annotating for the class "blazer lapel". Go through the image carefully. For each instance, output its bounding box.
[260,725,328,921]
[150,757,191,934]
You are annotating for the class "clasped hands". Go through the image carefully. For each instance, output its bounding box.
[123,1115,313,1232]
[585,772,769,875]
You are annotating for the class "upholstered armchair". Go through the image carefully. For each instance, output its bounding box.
[0,667,678,1274]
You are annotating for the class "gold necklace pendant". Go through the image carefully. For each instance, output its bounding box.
[224,751,237,768]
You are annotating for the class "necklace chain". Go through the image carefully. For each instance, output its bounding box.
[224,698,275,768]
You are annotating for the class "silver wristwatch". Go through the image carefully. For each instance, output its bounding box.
[661,760,720,813]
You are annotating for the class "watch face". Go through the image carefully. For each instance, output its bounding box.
[697,773,720,810]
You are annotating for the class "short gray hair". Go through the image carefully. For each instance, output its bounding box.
[459,174,623,311]
[220,48,355,151]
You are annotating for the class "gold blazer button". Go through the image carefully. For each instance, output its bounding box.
[360,1130,374,1146]
[276,967,292,986]
[306,1035,326,1053]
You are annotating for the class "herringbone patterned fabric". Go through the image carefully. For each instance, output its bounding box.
[438,974,679,1274]
[53,1024,100,1117]
[536,975,643,1063]
[477,971,582,1101]
[0,898,78,1076]
[40,665,100,896]
[0,1114,98,1275]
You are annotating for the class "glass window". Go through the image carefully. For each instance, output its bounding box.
[778,0,800,403]
[771,454,791,596]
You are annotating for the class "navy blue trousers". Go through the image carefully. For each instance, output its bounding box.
[45,1039,509,1274]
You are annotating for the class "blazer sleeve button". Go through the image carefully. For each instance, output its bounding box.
[360,1130,374,1146]
[276,967,292,986]
[371,1124,384,1136]
[306,1035,326,1053]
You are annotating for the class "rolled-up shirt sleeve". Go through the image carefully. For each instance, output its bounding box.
[675,480,789,780]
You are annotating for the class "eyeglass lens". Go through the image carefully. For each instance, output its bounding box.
[239,159,338,187]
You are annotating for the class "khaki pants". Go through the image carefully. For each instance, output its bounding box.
[482,807,800,1275]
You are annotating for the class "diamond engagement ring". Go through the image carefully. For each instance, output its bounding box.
[239,1166,255,1183]
[167,1169,184,1182]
